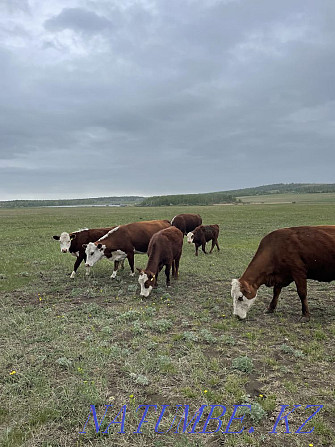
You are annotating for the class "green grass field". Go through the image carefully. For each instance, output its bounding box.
[239,192,335,204]
[1,203,334,446]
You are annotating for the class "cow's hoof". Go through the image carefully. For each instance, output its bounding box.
[264,308,275,314]
[70,272,75,279]
[129,272,135,277]
[299,315,310,323]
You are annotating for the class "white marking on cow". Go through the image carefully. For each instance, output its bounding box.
[187,232,194,243]
[111,271,117,279]
[231,279,257,320]
[129,272,135,277]
[138,272,153,297]
[71,251,79,257]
[85,265,90,276]
[58,232,72,253]
[85,242,106,267]
[99,226,120,240]
[70,271,76,279]
[110,249,127,262]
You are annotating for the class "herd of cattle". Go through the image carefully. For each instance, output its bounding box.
[53,214,335,321]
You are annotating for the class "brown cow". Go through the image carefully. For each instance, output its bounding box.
[53,227,124,278]
[231,225,335,321]
[84,220,171,278]
[187,224,220,256]
[171,213,202,235]
[137,226,183,297]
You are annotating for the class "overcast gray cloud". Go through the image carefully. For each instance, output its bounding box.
[0,0,334,200]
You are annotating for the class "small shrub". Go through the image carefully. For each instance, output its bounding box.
[280,344,304,358]
[182,331,199,342]
[149,319,173,333]
[232,356,253,373]
[130,373,149,386]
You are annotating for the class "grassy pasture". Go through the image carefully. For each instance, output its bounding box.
[239,192,335,204]
[0,203,334,447]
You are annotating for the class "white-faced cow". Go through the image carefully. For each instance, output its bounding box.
[187,224,220,256]
[53,228,122,278]
[231,225,335,322]
[171,213,202,235]
[137,226,183,297]
[84,220,171,278]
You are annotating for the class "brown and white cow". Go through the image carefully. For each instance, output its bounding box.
[137,226,183,297]
[53,227,122,278]
[187,224,220,256]
[171,213,202,235]
[84,220,171,278]
[231,225,335,322]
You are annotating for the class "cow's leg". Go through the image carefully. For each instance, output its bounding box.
[215,238,220,251]
[195,244,199,256]
[174,255,181,279]
[165,264,171,287]
[127,252,135,276]
[294,277,310,322]
[266,285,282,313]
[209,238,215,253]
[71,255,84,278]
[111,260,120,279]
[120,259,125,270]
[201,238,207,254]
[172,260,175,278]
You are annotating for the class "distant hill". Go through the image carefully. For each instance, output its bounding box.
[226,183,335,196]
[0,196,144,208]
[139,183,335,206]
[2,183,335,208]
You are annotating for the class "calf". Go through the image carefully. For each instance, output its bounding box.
[137,226,183,297]
[187,224,220,256]
[84,220,171,278]
[53,228,120,278]
[171,213,202,235]
[231,225,335,322]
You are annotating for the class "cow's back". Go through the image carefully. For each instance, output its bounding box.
[103,220,171,252]
[171,214,202,234]
[253,226,335,282]
[148,226,183,260]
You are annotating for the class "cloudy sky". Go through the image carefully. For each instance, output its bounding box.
[1,0,334,200]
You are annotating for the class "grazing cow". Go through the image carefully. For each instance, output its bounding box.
[84,220,171,278]
[187,224,220,256]
[53,227,124,278]
[231,225,335,322]
[171,213,202,235]
[137,226,183,297]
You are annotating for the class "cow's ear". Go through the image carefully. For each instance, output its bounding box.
[82,244,87,249]
[70,234,76,240]
[97,243,102,249]
[53,235,60,240]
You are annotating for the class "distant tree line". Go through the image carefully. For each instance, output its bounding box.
[0,196,144,208]
[138,192,238,207]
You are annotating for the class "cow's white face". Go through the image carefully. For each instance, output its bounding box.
[85,242,105,267]
[138,272,154,297]
[187,232,194,243]
[53,232,75,253]
[231,279,257,320]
